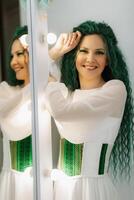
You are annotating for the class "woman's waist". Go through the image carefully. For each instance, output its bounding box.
[81,142,113,176]
[58,139,113,177]
[10,135,32,172]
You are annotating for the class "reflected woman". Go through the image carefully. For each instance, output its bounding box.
[0,26,33,200]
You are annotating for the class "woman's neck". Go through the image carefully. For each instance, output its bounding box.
[80,77,105,90]
[23,78,30,87]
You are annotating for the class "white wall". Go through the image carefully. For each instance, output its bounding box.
[47,0,134,199]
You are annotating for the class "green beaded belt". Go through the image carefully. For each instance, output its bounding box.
[59,138,109,176]
[59,138,83,176]
[10,135,32,172]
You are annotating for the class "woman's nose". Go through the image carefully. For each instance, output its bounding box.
[86,52,95,62]
[11,55,18,67]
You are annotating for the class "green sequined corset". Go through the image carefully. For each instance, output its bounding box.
[10,135,32,172]
[59,138,83,176]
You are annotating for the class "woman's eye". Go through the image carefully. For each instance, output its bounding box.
[17,51,24,56]
[95,51,105,55]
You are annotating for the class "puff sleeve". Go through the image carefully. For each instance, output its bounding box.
[0,82,31,141]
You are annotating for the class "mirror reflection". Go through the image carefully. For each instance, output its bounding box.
[0,1,33,200]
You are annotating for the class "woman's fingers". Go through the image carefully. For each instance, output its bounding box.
[69,31,81,46]
[62,33,70,45]
[75,31,82,43]
[64,31,81,48]
[48,31,81,60]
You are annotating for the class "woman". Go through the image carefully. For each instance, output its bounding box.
[0,26,33,200]
[45,20,134,200]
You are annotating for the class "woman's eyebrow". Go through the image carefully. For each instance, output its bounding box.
[79,47,106,51]
[96,48,105,51]
[11,49,24,54]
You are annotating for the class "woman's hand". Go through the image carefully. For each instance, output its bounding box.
[49,31,81,60]
[48,74,57,82]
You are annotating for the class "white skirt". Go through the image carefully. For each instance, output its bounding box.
[53,174,119,200]
[0,168,33,200]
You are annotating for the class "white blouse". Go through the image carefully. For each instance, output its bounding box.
[44,80,127,144]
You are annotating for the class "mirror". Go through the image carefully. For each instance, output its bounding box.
[0,1,33,200]
[0,1,134,200]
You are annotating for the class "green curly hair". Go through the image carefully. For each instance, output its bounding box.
[7,25,28,86]
[61,20,134,180]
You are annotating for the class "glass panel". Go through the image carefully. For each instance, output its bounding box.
[0,0,53,199]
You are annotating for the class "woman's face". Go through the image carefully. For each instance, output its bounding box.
[75,34,108,85]
[10,39,29,86]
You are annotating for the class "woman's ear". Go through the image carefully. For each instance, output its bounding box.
[24,50,29,64]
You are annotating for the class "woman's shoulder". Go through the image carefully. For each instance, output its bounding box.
[0,81,20,89]
[1,81,12,88]
[103,79,126,92]
[101,79,127,100]
[0,81,9,87]
[0,81,12,92]
[103,79,125,88]
[0,81,20,97]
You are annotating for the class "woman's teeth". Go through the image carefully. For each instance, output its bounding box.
[83,65,97,70]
